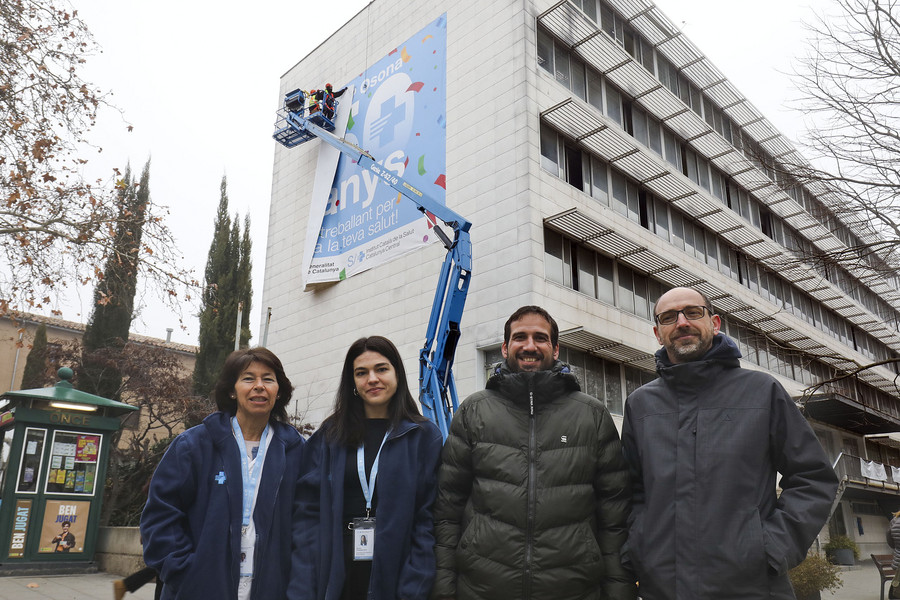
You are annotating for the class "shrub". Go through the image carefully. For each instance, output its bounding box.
[789,553,842,598]
[823,534,860,561]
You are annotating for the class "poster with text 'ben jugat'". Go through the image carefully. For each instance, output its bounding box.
[302,14,447,285]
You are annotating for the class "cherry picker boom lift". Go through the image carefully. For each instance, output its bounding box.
[273,88,471,439]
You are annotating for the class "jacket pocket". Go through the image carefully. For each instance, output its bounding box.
[706,507,767,591]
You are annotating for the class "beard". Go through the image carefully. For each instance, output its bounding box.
[666,329,713,363]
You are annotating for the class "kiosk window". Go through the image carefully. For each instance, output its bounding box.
[45,432,101,496]
[16,428,46,493]
[0,428,14,497]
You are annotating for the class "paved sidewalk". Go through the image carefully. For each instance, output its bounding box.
[0,560,883,599]
[0,571,155,600]
[832,559,885,600]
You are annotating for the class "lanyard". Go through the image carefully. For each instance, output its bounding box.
[357,430,390,517]
[231,417,270,529]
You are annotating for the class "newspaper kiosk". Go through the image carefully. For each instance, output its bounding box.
[0,367,136,572]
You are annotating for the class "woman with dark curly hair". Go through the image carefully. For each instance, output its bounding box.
[141,347,304,600]
[289,336,443,600]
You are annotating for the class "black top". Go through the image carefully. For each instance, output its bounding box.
[342,418,390,522]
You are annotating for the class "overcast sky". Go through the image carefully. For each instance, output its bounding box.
[65,0,826,345]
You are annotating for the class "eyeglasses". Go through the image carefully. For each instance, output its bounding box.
[654,305,711,325]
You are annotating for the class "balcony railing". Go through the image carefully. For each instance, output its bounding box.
[833,452,900,492]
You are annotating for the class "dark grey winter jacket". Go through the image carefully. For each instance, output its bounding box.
[433,361,635,600]
[621,335,839,600]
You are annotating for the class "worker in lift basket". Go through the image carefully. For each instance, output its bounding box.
[309,83,347,121]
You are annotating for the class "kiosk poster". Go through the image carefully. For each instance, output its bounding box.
[38,500,89,553]
[15,428,46,493]
[7,499,32,558]
[46,431,100,495]
[302,14,448,284]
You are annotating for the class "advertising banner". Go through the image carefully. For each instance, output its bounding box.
[302,14,447,285]
[7,499,32,558]
[38,499,90,553]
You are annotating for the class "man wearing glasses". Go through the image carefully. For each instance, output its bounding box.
[621,287,838,600]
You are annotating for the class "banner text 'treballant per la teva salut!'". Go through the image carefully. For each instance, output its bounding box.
[301,14,448,285]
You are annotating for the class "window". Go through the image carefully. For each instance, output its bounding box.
[648,117,662,156]
[537,28,554,74]
[544,228,568,286]
[663,130,681,169]
[16,428,46,494]
[600,4,616,38]
[617,264,635,314]
[571,57,587,101]
[588,74,604,113]
[670,211,685,250]
[597,254,615,304]
[555,49,571,88]
[611,170,628,218]
[697,155,710,192]
[540,124,560,175]
[571,0,597,22]
[576,245,596,297]
[633,272,650,319]
[632,105,649,147]
[605,361,623,415]
[591,158,609,205]
[705,231,719,270]
[605,82,622,126]
[565,145,585,191]
[653,197,670,241]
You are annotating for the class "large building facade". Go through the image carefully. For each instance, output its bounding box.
[265,0,900,555]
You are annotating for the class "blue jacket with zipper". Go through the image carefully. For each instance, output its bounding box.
[141,411,304,600]
[289,418,443,600]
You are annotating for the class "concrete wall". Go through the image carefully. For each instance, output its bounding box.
[95,526,145,576]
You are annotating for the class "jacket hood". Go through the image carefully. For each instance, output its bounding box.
[655,333,742,371]
[486,359,581,406]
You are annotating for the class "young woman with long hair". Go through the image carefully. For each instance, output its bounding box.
[290,336,443,600]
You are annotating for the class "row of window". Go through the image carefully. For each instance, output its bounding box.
[542,228,899,413]
[562,0,878,263]
[720,316,837,387]
[541,124,893,363]
[537,14,900,325]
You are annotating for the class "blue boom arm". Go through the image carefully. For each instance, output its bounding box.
[273,88,471,439]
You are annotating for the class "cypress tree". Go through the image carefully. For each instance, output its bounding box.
[77,160,149,400]
[192,177,253,398]
[237,213,253,347]
[20,323,48,389]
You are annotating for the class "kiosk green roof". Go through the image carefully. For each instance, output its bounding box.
[2,367,138,417]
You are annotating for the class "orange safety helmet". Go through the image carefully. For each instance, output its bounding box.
[325,83,333,91]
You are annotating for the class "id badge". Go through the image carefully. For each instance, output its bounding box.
[240,529,255,576]
[351,517,376,561]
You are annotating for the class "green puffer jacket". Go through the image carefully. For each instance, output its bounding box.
[433,361,636,600]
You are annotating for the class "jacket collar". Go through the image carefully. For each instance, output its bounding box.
[655,334,742,381]
[486,360,581,405]
[202,411,302,449]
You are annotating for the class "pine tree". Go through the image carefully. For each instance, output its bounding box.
[20,323,48,389]
[77,160,149,400]
[192,177,253,399]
